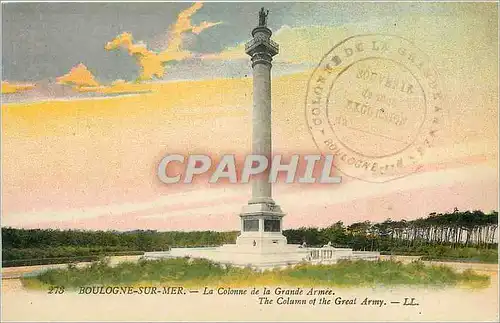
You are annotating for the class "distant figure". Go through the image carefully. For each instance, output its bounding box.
[259,7,269,27]
[253,240,256,247]
[301,241,307,248]
[326,241,332,247]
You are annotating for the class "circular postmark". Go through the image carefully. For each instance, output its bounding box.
[305,34,445,182]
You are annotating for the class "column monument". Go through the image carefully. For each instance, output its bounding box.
[146,8,381,267]
[236,8,287,248]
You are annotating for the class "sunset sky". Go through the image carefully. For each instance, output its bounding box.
[1,2,498,231]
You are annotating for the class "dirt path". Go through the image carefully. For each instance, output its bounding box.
[2,255,143,279]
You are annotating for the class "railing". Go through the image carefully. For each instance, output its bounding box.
[305,247,348,262]
[245,37,279,53]
[304,247,380,263]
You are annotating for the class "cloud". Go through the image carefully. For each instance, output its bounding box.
[202,12,498,69]
[105,33,171,81]
[160,2,221,52]
[191,21,221,35]
[56,63,100,88]
[201,24,348,64]
[3,187,247,227]
[3,161,496,229]
[1,81,36,94]
[201,43,246,61]
[105,2,221,82]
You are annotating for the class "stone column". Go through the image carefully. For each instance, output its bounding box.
[250,51,273,204]
[236,12,287,249]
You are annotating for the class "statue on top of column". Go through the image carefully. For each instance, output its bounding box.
[258,7,269,27]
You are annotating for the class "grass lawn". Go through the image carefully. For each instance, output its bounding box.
[21,257,491,290]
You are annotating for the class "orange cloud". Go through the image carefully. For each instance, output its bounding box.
[192,21,221,35]
[105,33,170,81]
[76,79,152,95]
[164,2,221,52]
[56,63,99,88]
[1,81,35,94]
[105,2,221,81]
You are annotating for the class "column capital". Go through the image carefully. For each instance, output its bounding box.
[245,28,279,59]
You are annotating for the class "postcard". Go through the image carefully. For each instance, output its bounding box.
[1,1,498,322]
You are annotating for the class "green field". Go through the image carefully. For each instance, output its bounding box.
[2,248,144,267]
[22,258,490,290]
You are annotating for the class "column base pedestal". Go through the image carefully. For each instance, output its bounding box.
[237,200,287,249]
[236,232,288,248]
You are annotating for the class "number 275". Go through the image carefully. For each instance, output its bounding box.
[48,286,65,294]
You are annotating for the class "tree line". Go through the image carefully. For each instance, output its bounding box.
[2,228,238,252]
[285,209,498,250]
[2,229,239,266]
[2,209,498,265]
